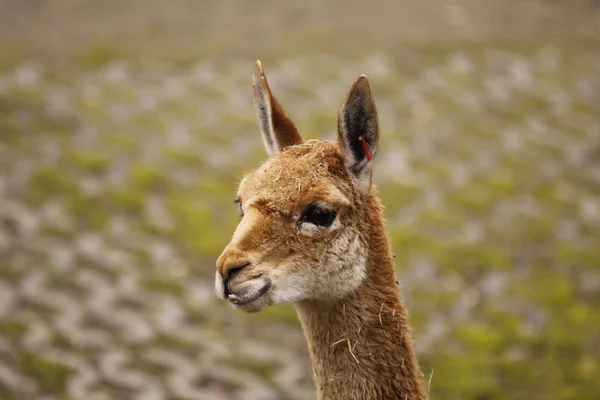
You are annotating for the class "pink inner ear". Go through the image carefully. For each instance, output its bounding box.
[358,135,372,161]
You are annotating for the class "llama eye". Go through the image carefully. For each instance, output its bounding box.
[301,206,337,227]
[234,199,244,218]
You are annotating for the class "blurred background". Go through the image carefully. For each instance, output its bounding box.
[0,1,599,399]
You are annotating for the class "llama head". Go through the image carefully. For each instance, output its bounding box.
[215,61,380,312]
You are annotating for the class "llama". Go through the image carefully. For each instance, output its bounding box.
[215,61,427,400]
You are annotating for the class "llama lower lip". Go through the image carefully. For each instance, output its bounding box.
[228,280,272,305]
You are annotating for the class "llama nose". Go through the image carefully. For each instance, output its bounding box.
[217,251,251,280]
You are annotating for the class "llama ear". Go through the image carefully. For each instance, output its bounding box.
[253,60,304,156]
[337,75,379,192]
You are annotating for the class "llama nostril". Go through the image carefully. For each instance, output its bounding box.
[223,263,250,296]
[225,279,234,296]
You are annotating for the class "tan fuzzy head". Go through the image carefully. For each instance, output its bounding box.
[215,61,380,312]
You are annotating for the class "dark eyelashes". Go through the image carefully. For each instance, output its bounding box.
[300,205,337,228]
[234,200,337,227]
[234,198,244,218]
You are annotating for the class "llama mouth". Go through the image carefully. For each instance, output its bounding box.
[227,279,272,306]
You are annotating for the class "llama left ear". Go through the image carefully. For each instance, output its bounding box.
[253,60,304,156]
[337,75,379,193]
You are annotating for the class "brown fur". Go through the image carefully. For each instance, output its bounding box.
[216,62,426,400]
[296,191,427,399]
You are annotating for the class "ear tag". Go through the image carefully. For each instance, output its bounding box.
[358,135,372,161]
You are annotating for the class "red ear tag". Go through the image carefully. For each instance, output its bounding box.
[358,135,372,161]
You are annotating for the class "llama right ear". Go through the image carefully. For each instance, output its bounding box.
[253,60,304,156]
[337,75,379,193]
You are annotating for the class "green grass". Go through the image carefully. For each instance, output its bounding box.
[0,320,27,340]
[140,276,184,294]
[20,353,72,394]
[0,37,598,399]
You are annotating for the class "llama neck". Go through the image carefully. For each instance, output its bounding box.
[295,196,427,400]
